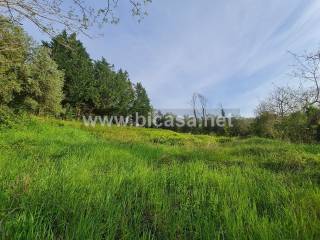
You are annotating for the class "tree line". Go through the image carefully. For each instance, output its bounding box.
[154,51,320,143]
[251,51,320,143]
[1,10,319,143]
[0,16,152,120]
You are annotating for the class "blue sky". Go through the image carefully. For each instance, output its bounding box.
[24,0,320,116]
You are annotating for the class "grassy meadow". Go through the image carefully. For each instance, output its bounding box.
[0,117,320,239]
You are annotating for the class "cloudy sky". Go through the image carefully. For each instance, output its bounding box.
[24,0,320,116]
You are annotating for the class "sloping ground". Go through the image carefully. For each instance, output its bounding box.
[0,117,320,239]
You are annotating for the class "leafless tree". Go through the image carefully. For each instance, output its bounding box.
[191,93,199,120]
[198,94,208,120]
[256,50,320,117]
[219,104,225,117]
[190,93,208,120]
[255,86,299,117]
[0,0,152,36]
[290,50,320,108]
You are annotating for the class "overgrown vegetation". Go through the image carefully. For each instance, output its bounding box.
[2,16,319,143]
[155,86,320,143]
[0,118,319,239]
[0,17,151,118]
[1,6,320,238]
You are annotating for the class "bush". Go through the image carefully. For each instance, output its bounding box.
[0,106,17,128]
[252,112,278,138]
[229,118,253,137]
[277,112,311,143]
[306,107,320,142]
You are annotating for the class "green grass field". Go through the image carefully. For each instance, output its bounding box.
[0,117,320,239]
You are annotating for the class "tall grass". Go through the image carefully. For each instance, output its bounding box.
[0,117,319,239]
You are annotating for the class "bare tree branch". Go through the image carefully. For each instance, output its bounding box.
[289,50,320,107]
[0,0,152,36]
[255,86,299,117]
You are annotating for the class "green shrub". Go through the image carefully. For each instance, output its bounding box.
[229,117,253,137]
[252,112,278,138]
[0,105,16,128]
[277,112,311,143]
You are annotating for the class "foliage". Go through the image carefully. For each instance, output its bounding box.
[1,20,152,120]
[0,16,30,105]
[306,107,320,142]
[110,69,135,116]
[0,19,66,116]
[133,82,152,120]
[45,31,96,114]
[228,117,253,137]
[276,112,311,143]
[93,58,115,115]
[252,112,278,138]
[93,58,151,117]
[46,32,151,118]
[23,47,64,115]
[0,105,16,128]
[253,49,320,143]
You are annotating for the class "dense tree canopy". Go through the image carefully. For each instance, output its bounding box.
[45,32,152,117]
[45,31,97,114]
[26,47,64,115]
[1,17,152,120]
[0,18,65,115]
[1,15,318,143]
[93,59,136,116]
[93,58,115,115]
[133,82,151,117]
[0,16,29,105]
